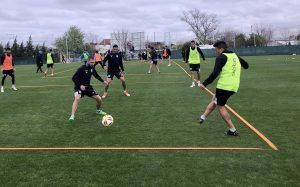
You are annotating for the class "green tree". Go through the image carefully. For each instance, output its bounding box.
[19,41,25,57]
[181,42,190,61]
[0,43,4,54]
[296,34,300,41]
[41,42,47,56]
[235,34,247,48]
[5,42,10,49]
[25,35,34,57]
[246,34,266,47]
[11,38,20,57]
[55,26,85,56]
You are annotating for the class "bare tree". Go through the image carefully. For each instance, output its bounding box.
[111,29,129,59]
[254,24,274,46]
[214,29,238,47]
[180,9,218,44]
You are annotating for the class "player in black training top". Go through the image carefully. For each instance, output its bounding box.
[147,46,160,74]
[69,55,107,121]
[101,44,130,99]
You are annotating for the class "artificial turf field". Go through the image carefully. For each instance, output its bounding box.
[0,55,299,186]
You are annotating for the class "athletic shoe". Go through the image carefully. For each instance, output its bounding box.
[197,116,205,124]
[197,81,201,87]
[158,71,161,74]
[1,87,4,93]
[12,85,18,91]
[102,92,107,99]
[69,115,75,121]
[96,110,107,115]
[123,90,130,97]
[168,64,171,66]
[190,83,195,88]
[147,72,151,74]
[51,73,54,76]
[226,130,239,136]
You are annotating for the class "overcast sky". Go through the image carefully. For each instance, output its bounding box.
[0,0,299,46]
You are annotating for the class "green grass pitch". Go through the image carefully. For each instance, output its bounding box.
[0,55,299,186]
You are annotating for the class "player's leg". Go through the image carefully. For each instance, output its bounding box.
[168,56,171,66]
[155,63,160,73]
[69,93,81,121]
[102,77,111,99]
[148,62,153,74]
[10,70,17,90]
[51,65,54,76]
[197,96,216,124]
[44,66,49,77]
[92,95,107,115]
[119,75,130,96]
[197,66,201,86]
[190,71,195,87]
[217,105,237,134]
[1,71,8,93]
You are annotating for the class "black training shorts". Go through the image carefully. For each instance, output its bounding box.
[189,64,200,72]
[74,86,98,98]
[152,60,158,65]
[214,88,235,106]
[47,64,54,68]
[107,71,123,80]
[2,69,14,76]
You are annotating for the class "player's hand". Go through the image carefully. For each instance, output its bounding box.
[80,85,86,91]
[104,66,107,70]
[103,81,108,85]
[198,83,205,90]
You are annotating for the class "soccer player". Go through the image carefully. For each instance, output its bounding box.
[162,46,172,66]
[198,41,249,136]
[69,55,107,121]
[81,51,89,64]
[148,46,160,74]
[1,48,17,93]
[44,49,55,77]
[94,50,103,68]
[101,44,130,99]
[36,49,44,73]
[185,40,206,87]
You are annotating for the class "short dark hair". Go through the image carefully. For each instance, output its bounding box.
[113,44,118,48]
[213,41,228,49]
[88,55,95,60]
[5,47,11,50]
[191,40,195,43]
[95,50,99,53]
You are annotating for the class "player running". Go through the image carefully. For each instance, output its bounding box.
[44,49,55,77]
[1,47,17,93]
[101,44,130,99]
[162,46,172,66]
[148,46,160,74]
[185,40,206,87]
[69,55,107,121]
[198,41,249,136]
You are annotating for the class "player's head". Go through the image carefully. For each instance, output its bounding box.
[150,46,154,51]
[95,50,99,53]
[112,44,118,53]
[191,40,196,48]
[213,41,227,55]
[5,47,11,55]
[87,55,96,67]
[49,48,53,52]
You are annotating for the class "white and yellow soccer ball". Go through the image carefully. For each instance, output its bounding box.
[102,115,114,127]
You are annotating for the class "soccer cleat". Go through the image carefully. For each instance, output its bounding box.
[96,110,107,115]
[123,90,130,97]
[197,116,205,124]
[102,92,107,99]
[226,130,239,136]
[12,85,18,91]
[190,83,195,88]
[147,71,151,74]
[51,73,54,76]
[1,87,4,93]
[69,115,75,121]
[168,64,171,66]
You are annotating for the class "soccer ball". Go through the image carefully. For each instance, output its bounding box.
[102,115,114,127]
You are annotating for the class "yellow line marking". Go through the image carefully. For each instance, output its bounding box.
[42,67,77,79]
[174,61,278,151]
[0,147,266,151]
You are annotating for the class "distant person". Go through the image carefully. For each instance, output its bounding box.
[198,41,249,136]
[81,51,89,64]
[162,46,172,66]
[142,50,147,61]
[101,44,130,99]
[44,49,55,77]
[185,40,206,87]
[94,50,103,68]
[69,55,107,121]
[62,54,66,63]
[1,47,18,93]
[148,46,160,74]
[138,52,142,61]
[36,49,44,73]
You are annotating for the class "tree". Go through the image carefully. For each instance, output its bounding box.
[0,43,4,54]
[181,42,191,61]
[41,42,47,56]
[180,9,218,44]
[111,29,129,60]
[19,41,25,57]
[5,42,10,49]
[55,26,85,56]
[246,34,266,47]
[297,34,300,41]
[215,30,237,48]
[253,24,274,46]
[11,37,19,57]
[235,34,247,48]
[25,35,34,57]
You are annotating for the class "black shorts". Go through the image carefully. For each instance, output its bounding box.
[74,86,98,98]
[2,69,14,76]
[152,60,158,65]
[107,71,123,80]
[214,88,235,106]
[163,56,170,59]
[47,64,54,68]
[189,64,200,72]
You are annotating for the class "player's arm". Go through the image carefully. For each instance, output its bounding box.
[102,55,109,68]
[168,49,171,56]
[51,54,55,63]
[0,55,5,69]
[119,54,125,72]
[197,47,206,61]
[72,67,83,88]
[92,69,104,83]
[202,55,227,87]
[238,56,249,69]
[185,48,190,63]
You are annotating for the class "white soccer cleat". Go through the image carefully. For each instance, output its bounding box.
[1,87,4,93]
[123,90,130,97]
[12,85,18,91]
[168,64,171,66]
[190,83,195,88]
[51,73,54,76]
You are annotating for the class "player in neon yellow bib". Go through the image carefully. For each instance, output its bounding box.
[44,49,55,77]
[198,41,249,136]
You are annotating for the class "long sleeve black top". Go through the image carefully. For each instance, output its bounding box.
[72,64,104,89]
